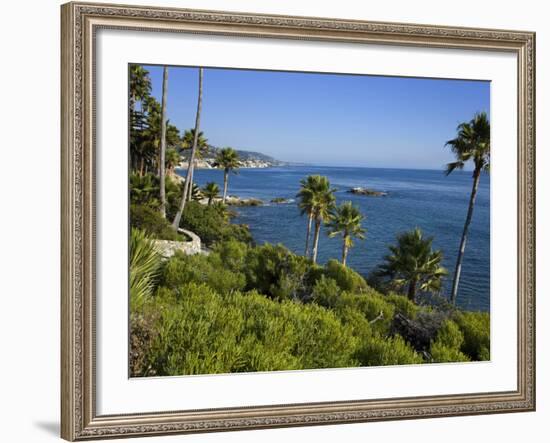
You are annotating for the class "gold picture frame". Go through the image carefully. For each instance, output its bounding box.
[61,2,536,440]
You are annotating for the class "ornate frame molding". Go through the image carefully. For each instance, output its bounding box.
[61,2,535,440]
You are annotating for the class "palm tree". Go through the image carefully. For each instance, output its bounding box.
[445,112,490,304]
[173,68,203,229]
[215,148,240,203]
[309,176,336,264]
[129,65,151,114]
[297,175,320,257]
[202,182,220,205]
[181,129,208,201]
[164,148,180,177]
[190,183,203,202]
[326,201,366,266]
[159,66,168,218]
[377,228,448,303]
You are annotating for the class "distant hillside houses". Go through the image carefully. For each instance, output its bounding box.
[178,146,285,169]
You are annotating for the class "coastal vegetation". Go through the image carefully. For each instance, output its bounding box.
[128,64,490,376]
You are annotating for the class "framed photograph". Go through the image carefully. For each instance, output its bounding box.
[61,1,536,440]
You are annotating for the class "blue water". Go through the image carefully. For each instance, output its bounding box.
[185,166,490,312]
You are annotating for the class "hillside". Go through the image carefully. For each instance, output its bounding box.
[178,145,286,169]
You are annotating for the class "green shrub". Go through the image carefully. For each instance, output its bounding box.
[244,243,312,301]
[213,239,249,272]
[453,311,490,361]
[429,320,470,363]
[137,283,359,376]
[336,292,395,334]
[322,259,369,293]
[434,320,464,349]
[385,293,420,319]
[179,201,252,246]
[160,252,246,295]
[130,204,181,241]
[311,275,341,308]
[430,342,470,363]
[356,334,423,366]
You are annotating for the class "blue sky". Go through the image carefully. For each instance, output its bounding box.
[139,65,489,169]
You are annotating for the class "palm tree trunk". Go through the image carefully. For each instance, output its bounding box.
[407,277,417,302]
[304,213,313,257]
[450,168,481,304]
[311,219,321,264]
[222,170,229,203]
[342,240,349,267]
[173,68,203,229]
[159,66,168,218]
[139,157,144,177]
[186,160,195,202]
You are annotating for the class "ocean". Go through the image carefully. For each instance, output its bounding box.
[184,166,490,312]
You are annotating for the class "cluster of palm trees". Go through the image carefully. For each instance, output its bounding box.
[130,63,489,305]
[295,175,445,303]
[297,175,365,266]
[295,111,490,305]
[130,65,243,229]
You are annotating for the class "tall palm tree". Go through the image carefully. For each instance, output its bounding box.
[159,67,168,218]
[377,228,448,302]
[173,68,204,229]
[215,148,240,203]
[296,175,321,257]
[309,176,336,264]
[181,129,208,201]
[202,182,220,205]
[326,201,366,266]
[445,112,490,304]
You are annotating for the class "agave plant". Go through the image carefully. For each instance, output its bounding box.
[129,228,161,308]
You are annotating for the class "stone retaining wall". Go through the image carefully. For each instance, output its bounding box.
[153,228,201,258]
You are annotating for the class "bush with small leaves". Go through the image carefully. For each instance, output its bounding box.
[453,311,490,361]
[130,204,181,241]
[336,292,395,334]
[311,275,342,308]
[429,320,470,363]
[430,341,470,363]
[244,243,312,301]
[135,283,359,376]
[213,239,249,273]
[356,334,424,367]
[385,293,420,319]
[160,251,246,295]
[179,201,253,246]
[322,259,370,293]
